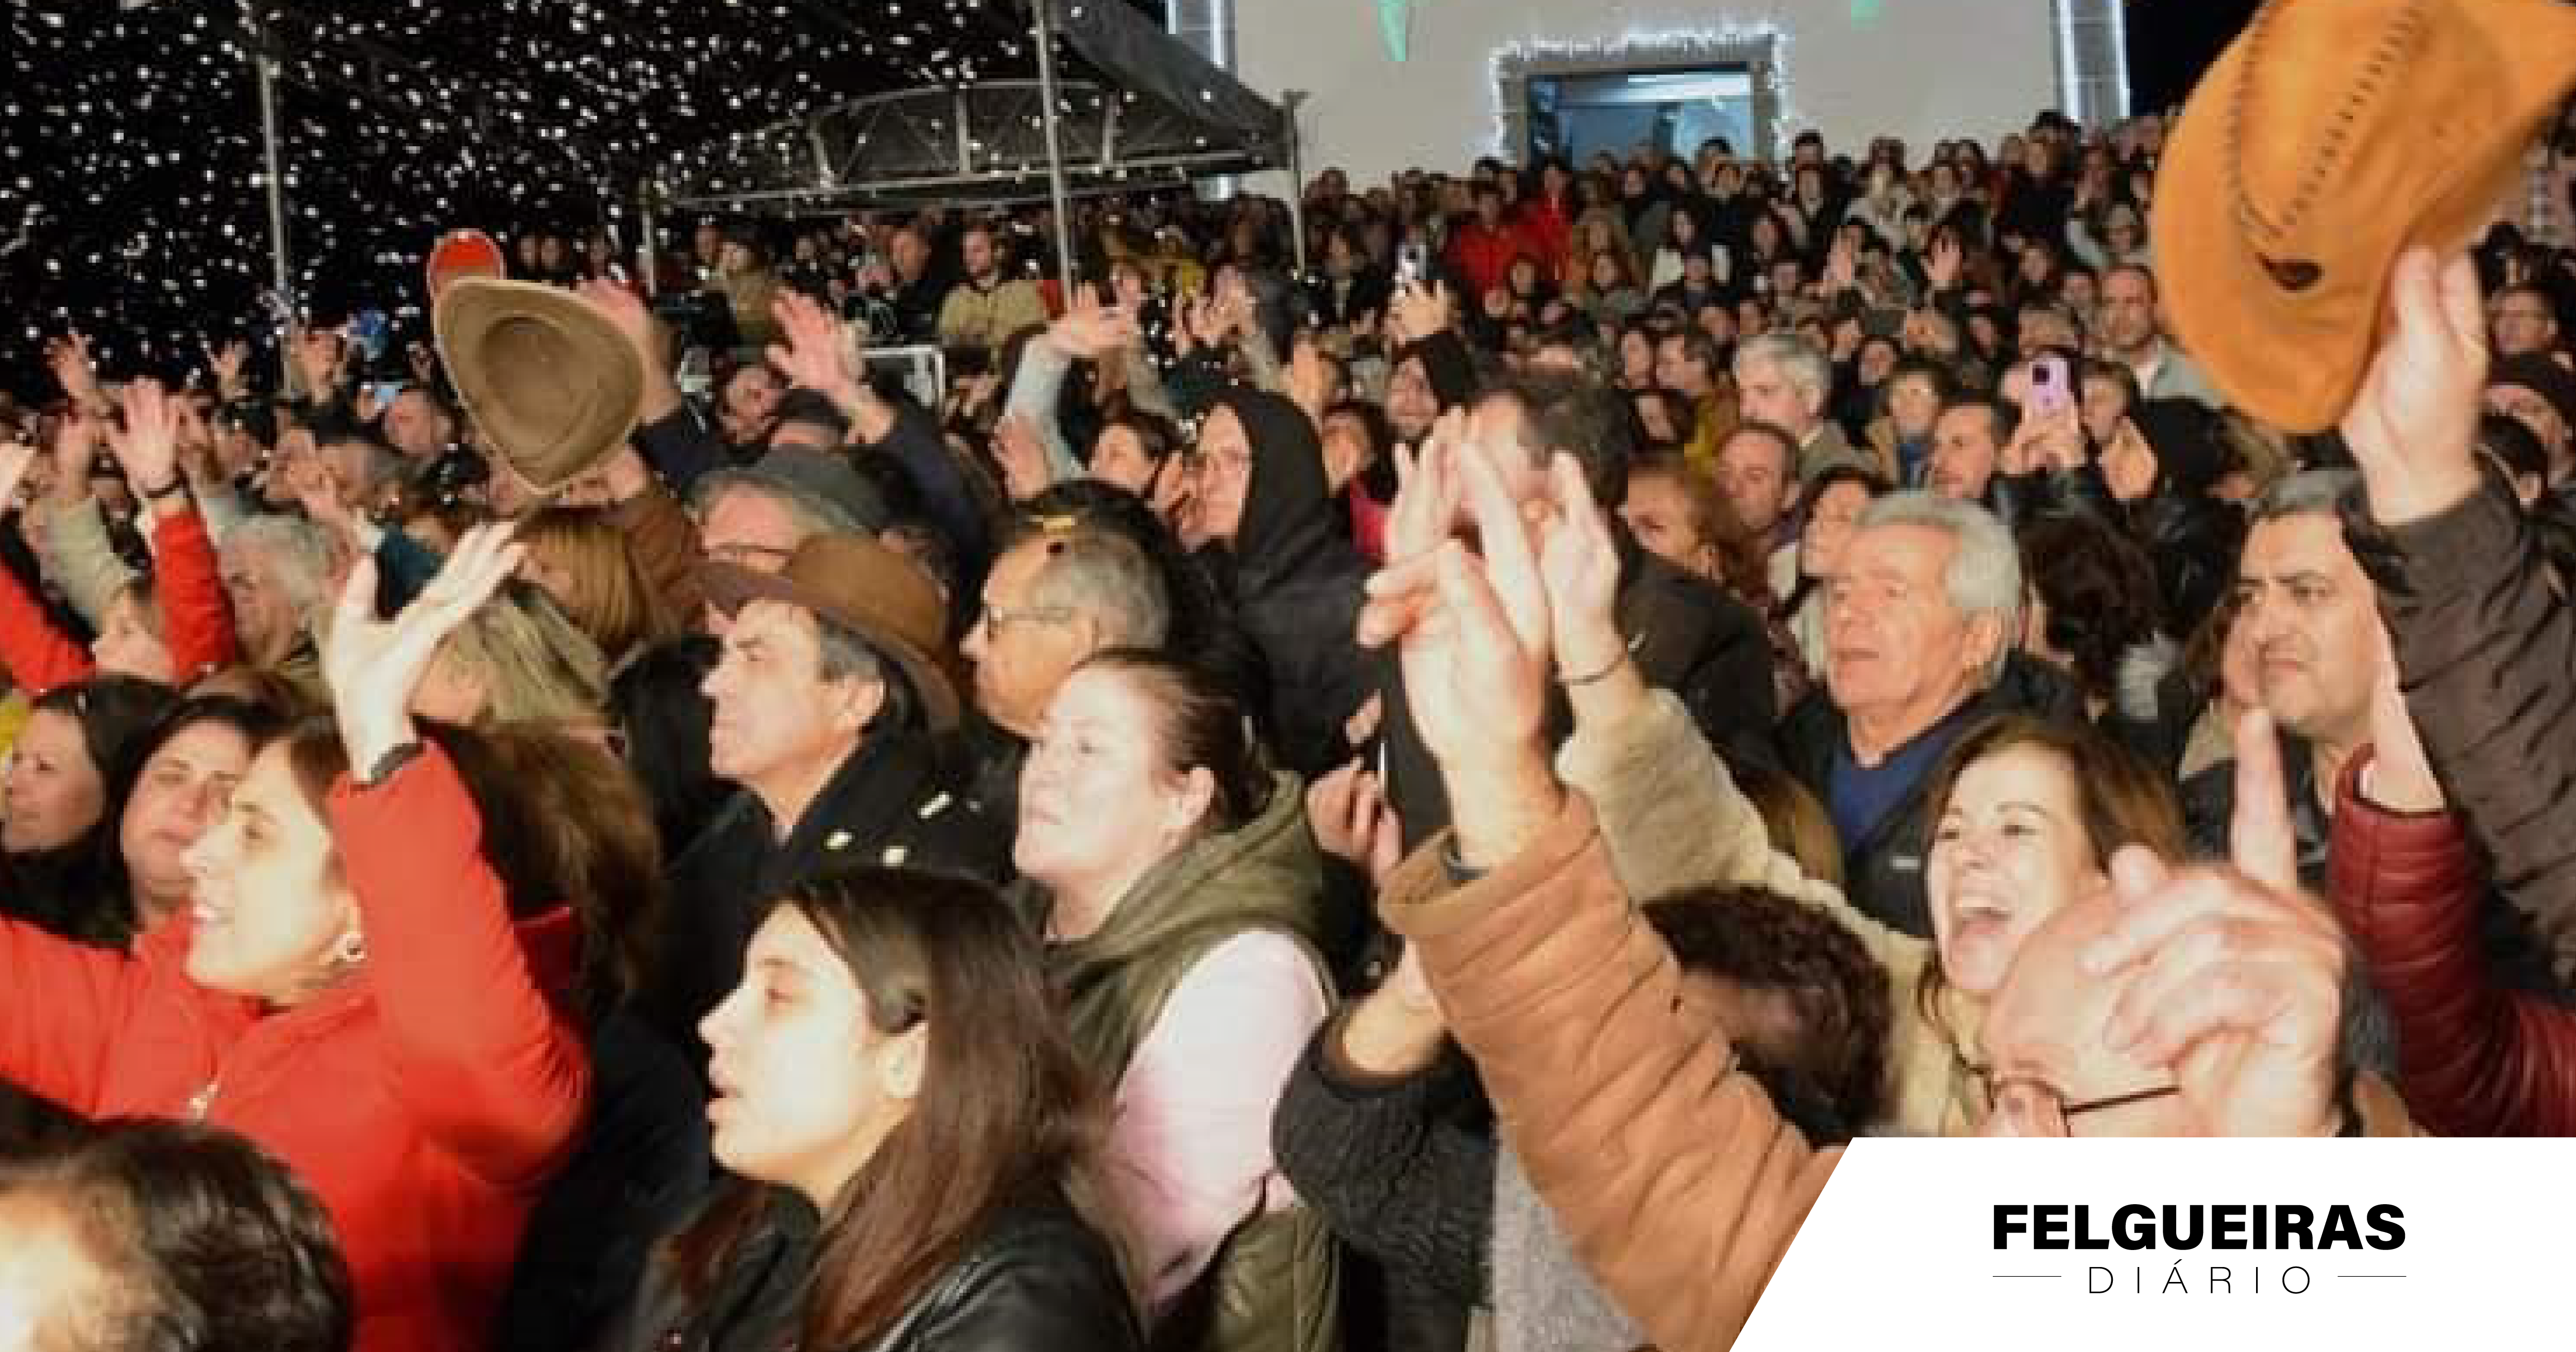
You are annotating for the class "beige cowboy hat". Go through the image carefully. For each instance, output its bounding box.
[432,278,645,490]
[2154,0,2576,433]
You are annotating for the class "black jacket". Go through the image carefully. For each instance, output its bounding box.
[1209,388,1378,780]
[1987,463,2115,533]
[1273,1031,1492,1314]
[2177,722,2330,885]
[1382,528,1779,850]
[2126,489,2244,642]
[498,1012,714,1352]
[599,1184,1140,1352]
[646,730,1011,1050]
[1777,653,2082,938]
[2358,480,2576,985]
[1306,268,1394,332]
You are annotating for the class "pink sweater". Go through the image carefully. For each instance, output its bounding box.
[1104,930,1331,1312]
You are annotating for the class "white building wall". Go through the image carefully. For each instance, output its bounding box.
[1232,0,2058,185]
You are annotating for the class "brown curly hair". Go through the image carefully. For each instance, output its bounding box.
[1642,885,1893,1137]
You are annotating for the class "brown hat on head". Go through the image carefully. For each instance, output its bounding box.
[2155,0,2576,433]
[699,533,960,731]
[433,278,645,491]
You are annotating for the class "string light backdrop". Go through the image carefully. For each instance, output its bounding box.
[0,0,1148,398]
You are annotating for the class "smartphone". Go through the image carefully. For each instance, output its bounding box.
[1396,242,1429,286]
[2024,354,2072,420]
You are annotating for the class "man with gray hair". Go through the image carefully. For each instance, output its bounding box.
[219,513,334,700]
[688,446,893,636]
[948,519,1173,822]
[1777,491,2061,936]
[1735,332,1871,484]
[2178,469,2387,878]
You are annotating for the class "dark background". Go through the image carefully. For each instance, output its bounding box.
[2125,0,2262,116]
[1,1,2257,402]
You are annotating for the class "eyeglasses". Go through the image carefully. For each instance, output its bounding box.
[708,541,795,569]
[974,602,1075,640]
[1968,1066,2181,1137]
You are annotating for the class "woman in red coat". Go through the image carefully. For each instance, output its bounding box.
[0,379,239,694]
[0,524,592,1352]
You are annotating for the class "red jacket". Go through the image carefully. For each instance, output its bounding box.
[0,503,240,694]
[2329,750,2576,1136]
[0,745,590,1352]
[1445,219,1530,300]
[1514,194,1574,285]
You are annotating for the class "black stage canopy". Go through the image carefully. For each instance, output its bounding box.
[0,0,1284,396]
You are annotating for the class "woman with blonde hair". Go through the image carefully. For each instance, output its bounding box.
[514,505,679,673]
[408,578,609,735]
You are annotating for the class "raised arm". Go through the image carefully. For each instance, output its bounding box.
[0,911,146,1118]
[33,414,135,626]
[2339,247,2576,981]
[320,523,589,1189]
[1362,429,1835,1352]
[115,380,240,682]
[0,439,95,695]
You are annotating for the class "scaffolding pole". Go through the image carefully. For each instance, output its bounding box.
[1282,90,1308,273]
[249,6,294,311]
[1031,0,1080,285]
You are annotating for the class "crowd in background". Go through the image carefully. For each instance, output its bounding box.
[0,75,2572,1352]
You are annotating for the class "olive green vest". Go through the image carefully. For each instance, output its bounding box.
[1044,773,1340,1352]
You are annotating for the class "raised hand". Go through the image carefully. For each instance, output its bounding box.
[286,455,356,539]
[765,291,861,400]
[1307,758,1405,888]
[324,521,526,773]
[45,333,104,412]
[2361,656,2442,813]
[1926,234,1963,292]
[1371,429,1552,780]
[1388,278,1453,346]
[108,377,184,500]
[993,414,1053,503]
[2340,246,2486,526]
[1533,453,1623,682]
[208,338,251,402]
[1355,412,1467,649]
[1824,235,1859,294]
[576,278,669,368]
[2078,709,2347,1137]
[1048,289,1139,360]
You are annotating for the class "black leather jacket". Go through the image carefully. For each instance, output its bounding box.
[600,1184,1141,1352]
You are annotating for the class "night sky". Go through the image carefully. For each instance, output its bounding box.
[2,0,2259,403]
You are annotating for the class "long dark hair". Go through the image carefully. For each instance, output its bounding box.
[5,676,179,945]
[279,718,665,1016]
[669,869,1135,1346]
[99,694,291,935]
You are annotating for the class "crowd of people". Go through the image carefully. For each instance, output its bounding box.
[0,6,2574,1346]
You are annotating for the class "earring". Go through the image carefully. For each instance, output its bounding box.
[329,928,367,970]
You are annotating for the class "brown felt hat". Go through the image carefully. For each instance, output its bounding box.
[700,533,960,731]
[433,278,645,490]
[2155,0,2576,433]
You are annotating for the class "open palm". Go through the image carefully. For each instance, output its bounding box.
[324,522,526,769]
